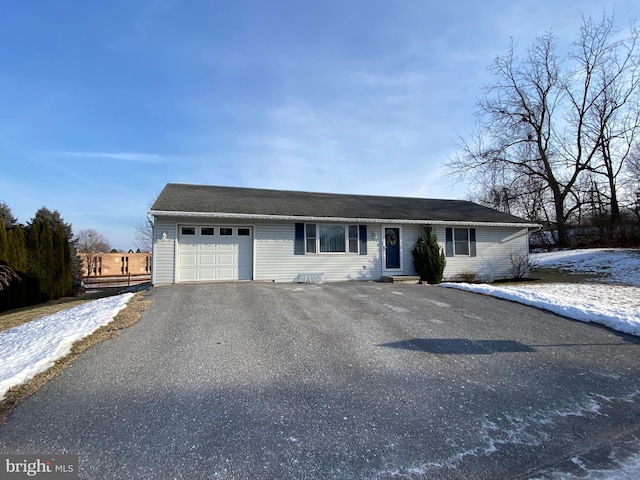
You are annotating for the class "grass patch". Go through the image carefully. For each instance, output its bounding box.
[0,290,151,424]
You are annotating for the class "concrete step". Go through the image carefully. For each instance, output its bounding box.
[382,275,421,284]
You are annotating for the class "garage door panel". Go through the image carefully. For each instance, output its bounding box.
[199,254,216,265]
[217,253,235,266]
[217,267,235,279]
[180,268,198,281]
[178,226,252,282]
[199,268,216,280]
[180,254,197,266]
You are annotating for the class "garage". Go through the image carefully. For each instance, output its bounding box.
[177,226,253,282]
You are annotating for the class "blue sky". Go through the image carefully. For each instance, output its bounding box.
[0,0,637,250]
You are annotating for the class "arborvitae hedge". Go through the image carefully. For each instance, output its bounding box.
[0,221,7,262]
[0,207,76,312]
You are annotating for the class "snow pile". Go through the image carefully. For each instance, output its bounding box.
[442,249,640,337]
[443,282,640,336]
[0,292,134,401]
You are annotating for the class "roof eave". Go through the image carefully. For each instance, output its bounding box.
[148,210,541,229]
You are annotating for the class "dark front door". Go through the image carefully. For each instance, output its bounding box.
[385,227,401,269]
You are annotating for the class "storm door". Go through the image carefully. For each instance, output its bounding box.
[384,227,401,270]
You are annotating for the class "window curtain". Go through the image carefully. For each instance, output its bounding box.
[320,225,345,252]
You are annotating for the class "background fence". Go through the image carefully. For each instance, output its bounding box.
[82,274,151,289]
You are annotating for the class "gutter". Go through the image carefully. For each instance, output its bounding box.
[148,210,542,229]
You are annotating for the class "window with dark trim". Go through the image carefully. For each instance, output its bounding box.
[454,228,469,255]
[445,227,476,257]
[295,223,367,255]
[303,223,361,254]
[348,225,359,253]
[306,224,317,253]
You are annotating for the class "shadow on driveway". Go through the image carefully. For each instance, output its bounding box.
[377,338,536,354]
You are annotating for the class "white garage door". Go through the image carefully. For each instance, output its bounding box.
[178,226,253,282]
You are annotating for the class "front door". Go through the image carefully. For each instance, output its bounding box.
[384,227,401,270]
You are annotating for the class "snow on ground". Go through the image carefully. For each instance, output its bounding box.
[442,249,640,337]
[0,292,134,401]
[531,248,640,286]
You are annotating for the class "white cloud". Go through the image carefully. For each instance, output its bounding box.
[50,151,171,164]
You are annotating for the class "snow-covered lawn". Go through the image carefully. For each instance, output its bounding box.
[531,248,640,286]
[0,292,134,401]
[442,249,640,337]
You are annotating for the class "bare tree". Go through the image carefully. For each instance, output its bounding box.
[448,15,640,247]
[133,194,158,254]
[76,229,112,276]
[0,264,19,290]
[624,142,640,222]
[570,16,640,228]
[448,32,583,247]
[133,218,153,253]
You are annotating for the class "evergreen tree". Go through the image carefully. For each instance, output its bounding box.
[6,225,28,309]
[0,222,9,311]
[26,219,43,303]
[53,226,72,297]
[7,225,27,272]
[0,202,18,229]
[33,207,72,238]
[0,221,7,262]
[32,207,78,297]
[38,219,55,300]
[411,226,446,284]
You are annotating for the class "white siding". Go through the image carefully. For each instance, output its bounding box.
[254,222,382,282]
[435,226,529,281]
[399,225,423,276]
[152,219,177,285]
[153,215,530,284]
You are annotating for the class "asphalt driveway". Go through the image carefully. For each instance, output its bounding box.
[1,282,640,479]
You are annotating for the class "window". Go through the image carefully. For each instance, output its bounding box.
[220,228,233,235]
[445,227,476,257]
[181,227,195,235]
[303,224,360,253]
[306,224,317,253]
[201,227,214,236]
[320,225,345,253]
[238,228,250,236]
[121,256,129,274]
[454,228,469,255]
[348,225,359,253]
[296,223,367,255]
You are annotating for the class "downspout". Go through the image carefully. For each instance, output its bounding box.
[148,212,155,285]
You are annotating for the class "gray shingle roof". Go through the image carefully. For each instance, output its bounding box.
[150,183,533,225]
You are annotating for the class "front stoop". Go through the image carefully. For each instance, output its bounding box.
[382,275,421,284]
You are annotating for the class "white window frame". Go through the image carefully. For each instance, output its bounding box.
[304,223,360,254]
[453,228,470,256]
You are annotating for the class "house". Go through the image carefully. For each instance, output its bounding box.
[149,183,540,285]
